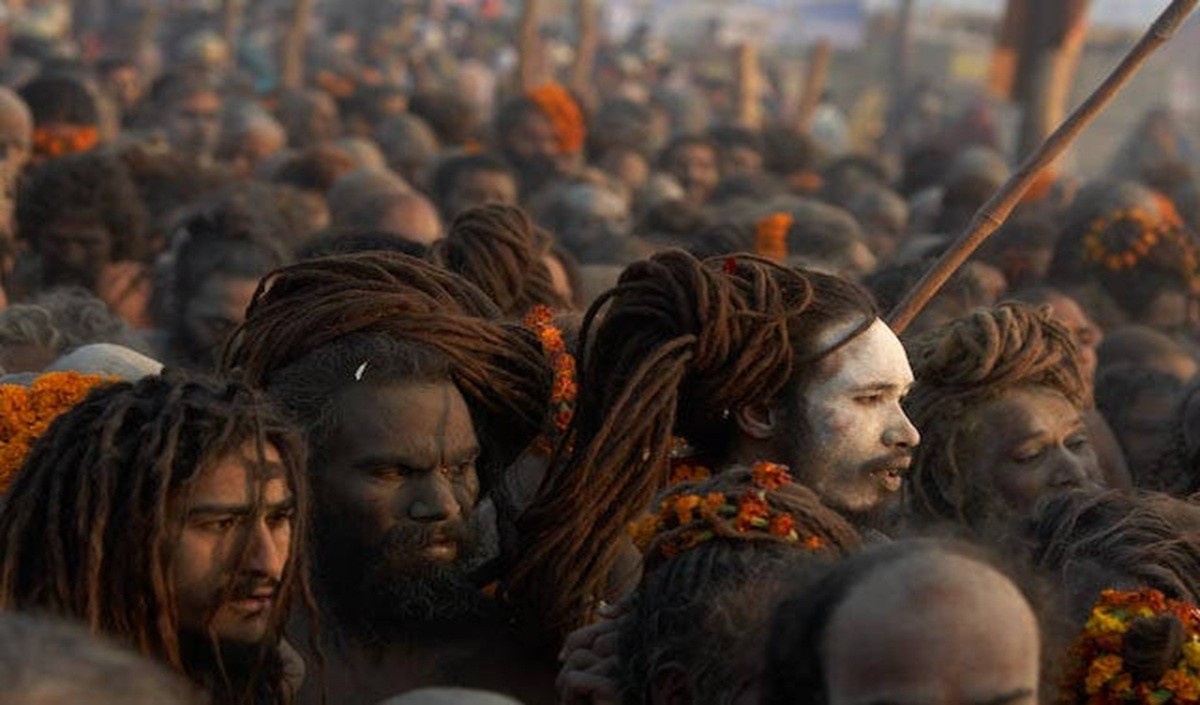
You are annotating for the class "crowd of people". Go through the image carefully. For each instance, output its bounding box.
[0,1,1198,704]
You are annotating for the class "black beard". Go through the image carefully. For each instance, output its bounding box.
[178,630,285,705]
[313,510,487,646]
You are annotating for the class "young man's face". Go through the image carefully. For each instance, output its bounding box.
[314,381,483,626]
[666,144,719,206]
[178,275,261,367]
[171,442,296,645]
[168,91,222,159]
[788,319,920,528]
[39,214,113,290]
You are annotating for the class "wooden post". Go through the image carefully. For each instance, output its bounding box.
[518,0,545,91]
[735,42,763,129]
[1016,0,1092,156]
[280,0,314,92]
[796,39,834,132]
[888,0,1199,334]
[221,0,245,58]
[569,0,599,108]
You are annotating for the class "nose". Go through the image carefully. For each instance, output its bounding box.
[244,519,287,578]
[1048,448,1094,490]
[407,472,461,523]
[883,405,921,451]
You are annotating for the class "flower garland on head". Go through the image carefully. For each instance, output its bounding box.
[0,372,114,493]
[32,125,99,160]
[755,213,793,263]
[629,461,825,568]
[1081,207,1199,281]
[522,305,578,456]
[1063,588,1200,705]
[526,83,586,155]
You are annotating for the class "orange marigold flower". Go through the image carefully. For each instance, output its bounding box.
[701,492,727,513]
[669,463,712,486]
[803,535,826,550]
[735,493,770,532]
[769,513,795,538]
[1161,669,1200,703]
[629,515,662,550]
[751,461,793,491]
[1085,655,1124,695]
[673,495,702,525]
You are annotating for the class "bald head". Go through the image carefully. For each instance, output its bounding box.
[377,192,443,246]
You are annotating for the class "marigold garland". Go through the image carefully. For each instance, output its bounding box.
[1081,208,1199,282]
[0,372,113,493]
[629,461,825,561]
[526,82,586,155]
[755,213,793,263]
[522,305,578,457]
[32,125,99,159]
[1063,588,1200,705]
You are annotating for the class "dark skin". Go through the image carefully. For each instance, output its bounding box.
[37,215,112,290]
[295,381,556,705]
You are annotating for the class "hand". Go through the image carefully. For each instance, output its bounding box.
[556,601,626,705]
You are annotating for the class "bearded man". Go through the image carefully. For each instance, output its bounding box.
[0,374,311,704]
[221,253,556,704]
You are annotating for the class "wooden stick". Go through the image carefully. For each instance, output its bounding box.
[888,0,1199,334]
[796,39,833,132]
[518,0,544,92]
[280,0,313,92]
[569,0,599,104]
[735,42,763,129]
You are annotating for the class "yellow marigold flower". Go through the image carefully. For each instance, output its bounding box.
[1087,609,1130,635]
[1183,640,1200,669]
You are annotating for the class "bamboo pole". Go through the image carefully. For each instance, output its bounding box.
[280,0,314,92]
[796,39,834,132]
[888,0,1200,334]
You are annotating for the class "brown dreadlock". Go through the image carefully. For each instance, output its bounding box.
[620,468,862,705]
[904,303,1091,527]
[507,249,877,642]
[431,204,572,318]
[0,374,314,705]
[220,251,552,501]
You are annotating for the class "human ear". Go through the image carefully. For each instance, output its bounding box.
[734,402,781,440]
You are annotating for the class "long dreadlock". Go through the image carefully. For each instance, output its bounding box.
[621,468,862,705]
[904,303,1091,527]
[0,374,314,705]
[431,204,572,318]
[220,253,552,480]
[507,249,876,643]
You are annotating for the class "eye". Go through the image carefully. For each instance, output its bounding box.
[1012,446,1046,465]
[267,508,295,528]
[1067,434,1091,452]
[855,394,885,406]
[204,517,239,532]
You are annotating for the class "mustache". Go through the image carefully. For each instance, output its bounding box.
[862,452,914,475]
[225,577,281,600]
[377,520,472,559]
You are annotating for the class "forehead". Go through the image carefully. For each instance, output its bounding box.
[965,386,1080,440]
[814,319,913,389]
[329,382,478,461]
[184,441,291,506]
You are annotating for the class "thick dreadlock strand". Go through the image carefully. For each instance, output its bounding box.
[0,375,317,705]
[509,250,859,643]
[904,303,1090,526]
[221,253,552,443]
[432,204,571,318]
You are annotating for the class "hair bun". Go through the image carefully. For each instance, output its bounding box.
[1123,613,1187,683]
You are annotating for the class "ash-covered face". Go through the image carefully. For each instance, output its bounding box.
[314,381,484,632]
[789,319,920,528]
[957,385,1103,516]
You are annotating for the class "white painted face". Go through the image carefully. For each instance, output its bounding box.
[791,318,920,526]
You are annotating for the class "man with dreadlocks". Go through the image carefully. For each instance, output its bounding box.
[0,374,312,705]
[220,253,556,704]
[903,303,1105,531]
[507,249,920,644]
